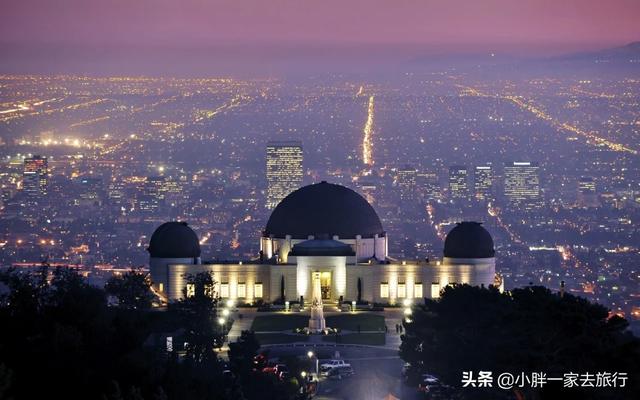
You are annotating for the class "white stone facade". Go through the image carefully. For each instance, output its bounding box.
[153,255,496,304]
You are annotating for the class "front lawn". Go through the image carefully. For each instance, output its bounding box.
[250,314,309,332]
[326,313,386,331]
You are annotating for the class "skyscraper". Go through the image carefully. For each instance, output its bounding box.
[503,162,541,210]
[23,155,48,199]
[138,176,166,213]
[77,177,103,206]
[577,177,599,208]
[448,166,468,200]
[474,164,493,201]
[266,141,303,209]
[396,165,417,202]
[417,170,440,201]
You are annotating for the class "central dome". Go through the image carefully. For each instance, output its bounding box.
[264,181,384,239]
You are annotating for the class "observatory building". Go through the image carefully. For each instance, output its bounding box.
[149,181,497,303]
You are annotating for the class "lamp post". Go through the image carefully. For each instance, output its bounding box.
[307,350,318,376]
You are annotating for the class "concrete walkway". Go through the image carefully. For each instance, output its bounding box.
[226,308,259,342]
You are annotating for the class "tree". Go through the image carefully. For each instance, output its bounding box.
[105,269,155,310]
[0,267,286,400]
[280,275,285,302]
[0,363,13,400]
[0,265,48,317]
[400,284,640,400]
[228,330,260,378]
[47,266,108,322]
[173,271,224,364]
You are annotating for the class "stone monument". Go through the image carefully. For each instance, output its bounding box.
[308,271,326,333]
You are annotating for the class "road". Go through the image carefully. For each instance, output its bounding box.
[263,345,422,400]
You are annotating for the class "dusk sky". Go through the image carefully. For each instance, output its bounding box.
[1,0,639,76]
[1,0,639,50]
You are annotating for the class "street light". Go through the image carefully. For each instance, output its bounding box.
[307,350,318,376]
[226,299,235,308]
[222,308,230,317]
[218,317,226,326]
[300,371,307,378]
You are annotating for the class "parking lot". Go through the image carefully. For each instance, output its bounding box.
[261,344,424,400]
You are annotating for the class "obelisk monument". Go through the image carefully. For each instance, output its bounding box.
[308,271,326,333]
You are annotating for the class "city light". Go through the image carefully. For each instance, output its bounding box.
[362,95,375,166]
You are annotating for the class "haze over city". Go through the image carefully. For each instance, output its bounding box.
[2,0,640,76]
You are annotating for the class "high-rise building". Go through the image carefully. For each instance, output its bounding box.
[396,165,417,202]
[23,155,48,199]
[448,166,468,200]
[266,141,303,209]
[474,164,493,201]
[107,180,126,203]
[503,162,541,210]
[577,177,599,208]
[138,176,166,213]
[417,171,440,201]
[77,177,103,206]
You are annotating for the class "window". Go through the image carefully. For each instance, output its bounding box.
[237,283,246,298]
[414,283,423,298]
[397,283,406,298]
[254,283,263,298]
[380,283,389,298]
[186,283,195,298]
[431,282,440,299]
[220,283,230,298]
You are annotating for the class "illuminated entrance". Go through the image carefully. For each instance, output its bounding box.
[319,271,331,300]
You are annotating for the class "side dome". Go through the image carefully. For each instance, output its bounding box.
[264,181,384,239]
[444,221,495,259]
[148,221,201,258]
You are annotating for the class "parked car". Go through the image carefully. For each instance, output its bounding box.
[320,359,351,373]
[274,364,289,380]
[401,363,411,380]
[327,365,354,380]
[422,383,455,399]
[253,354,267,371]
[417,374,440,392]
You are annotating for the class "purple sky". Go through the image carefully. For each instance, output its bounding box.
[1,0,639,51]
